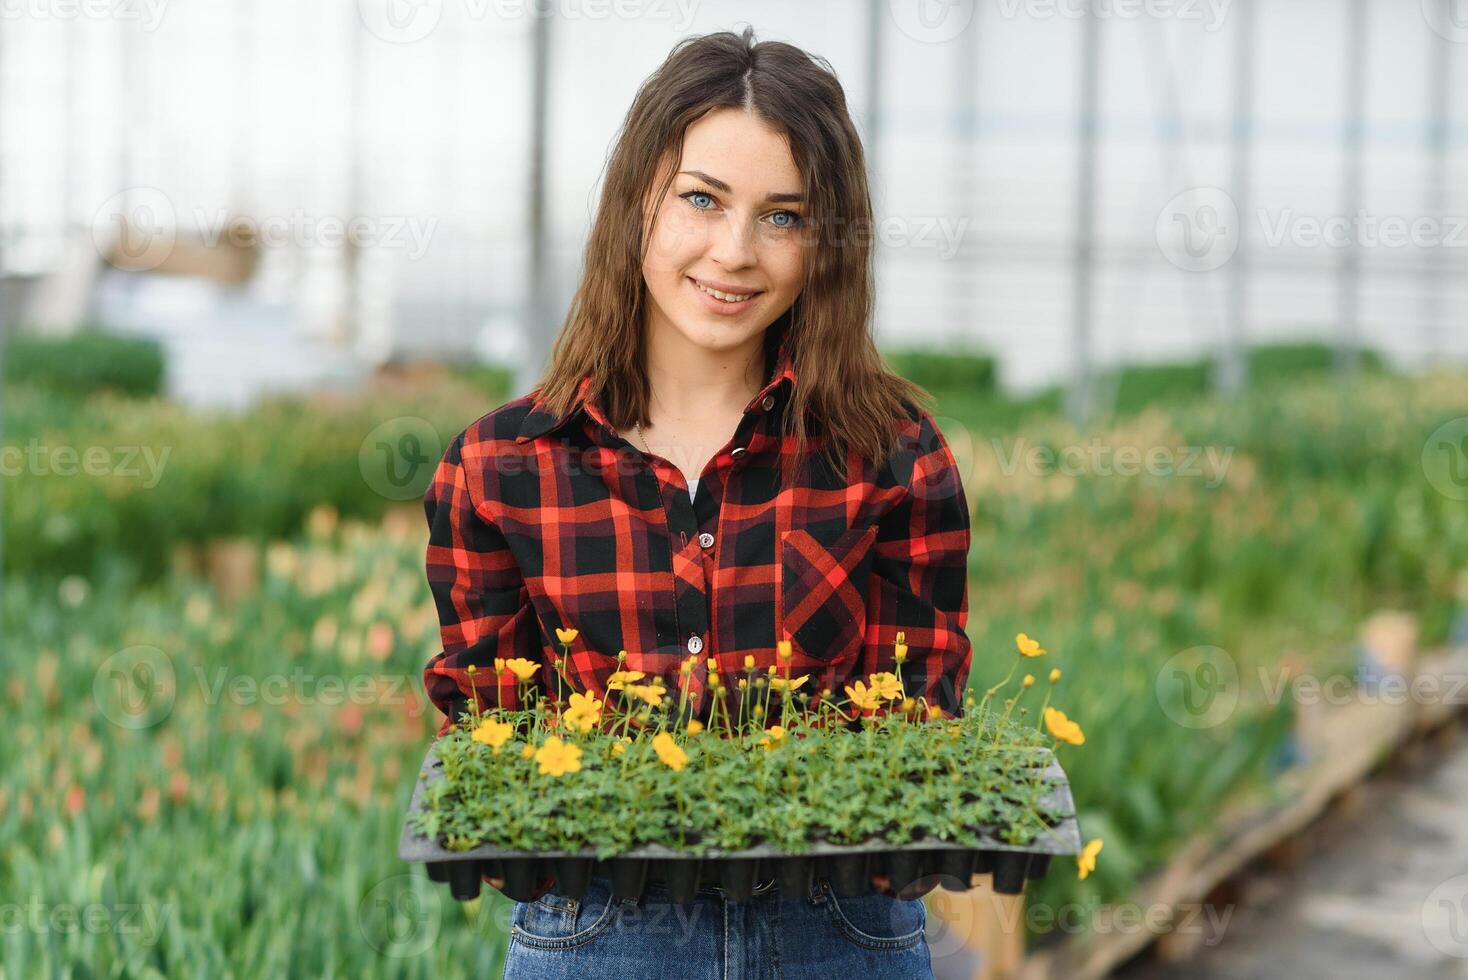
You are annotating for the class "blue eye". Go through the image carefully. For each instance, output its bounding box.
[679,188,803,230]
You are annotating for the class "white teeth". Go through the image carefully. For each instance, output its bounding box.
[693,280,754,303]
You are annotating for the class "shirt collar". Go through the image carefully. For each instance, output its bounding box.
[516,326,798,445]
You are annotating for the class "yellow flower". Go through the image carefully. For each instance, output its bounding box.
[868,672,903,701]
[504,657,539,682]
[533,736,582,777]
[1050,668,1061,683]
[900,697,915,713]
[844,680,881,711]
[561,691,604,733]
[465,664,477,676]
[768,674,809,694]
[493,657,506,673]
[652,731,688,772]
[757,725,786,751]
[776,640,793,662]
[893,637,908,664]
[607,670,646,690]
[626,683,665,708]
[521,743,535,759]
[611,737,630,756]
[471,717,514,753]
[743,654,755,670]
[1023,674,1035,688]
[1016,632,1046,657]
[1077,838,1103,880]
[685,719,704,735]
[927,704,943,720]
[555,627,579,645]
[1044,707,1085,746]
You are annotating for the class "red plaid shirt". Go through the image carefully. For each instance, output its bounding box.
[422,332,973,737]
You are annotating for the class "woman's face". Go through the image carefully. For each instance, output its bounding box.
[642,107,811,358]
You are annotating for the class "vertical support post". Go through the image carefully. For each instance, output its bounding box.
[1220,0,1254,395]
[1336,0,1368,378]
[517,11,553,399]
[1067,9,1101,428]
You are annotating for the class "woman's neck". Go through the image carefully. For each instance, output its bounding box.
[642,327,767,422]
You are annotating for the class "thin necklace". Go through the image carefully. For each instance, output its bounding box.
[632,419,652,455]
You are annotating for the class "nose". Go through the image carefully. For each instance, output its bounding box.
[706,210,758,269]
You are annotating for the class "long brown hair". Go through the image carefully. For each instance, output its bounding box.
[529,26,932,484]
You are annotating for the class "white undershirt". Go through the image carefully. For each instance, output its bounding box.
[687,477,699,499]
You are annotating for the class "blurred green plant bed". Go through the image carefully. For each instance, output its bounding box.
[2,357,513,588]
[955,367,1468,936]
[0,506,507,975]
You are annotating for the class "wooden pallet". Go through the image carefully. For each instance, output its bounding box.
[928,646,1468,980]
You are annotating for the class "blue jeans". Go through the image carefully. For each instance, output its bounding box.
[502,873,933,978]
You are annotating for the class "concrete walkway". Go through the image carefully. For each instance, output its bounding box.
[1124,726,1468,980]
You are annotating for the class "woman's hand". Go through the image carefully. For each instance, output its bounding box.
[869,872,940,900]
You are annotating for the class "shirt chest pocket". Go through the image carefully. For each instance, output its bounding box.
[779,523,878,663]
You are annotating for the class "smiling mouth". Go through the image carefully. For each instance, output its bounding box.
[689,277,762,303]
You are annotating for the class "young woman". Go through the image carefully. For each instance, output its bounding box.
[422,26,972,979]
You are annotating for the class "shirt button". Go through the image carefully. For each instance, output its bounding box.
[697,532,715,549]
[687,634,704,654]
[760,394,775,411]
[730,446,747,460]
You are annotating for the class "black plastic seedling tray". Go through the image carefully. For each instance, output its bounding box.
[400,743,1081,904]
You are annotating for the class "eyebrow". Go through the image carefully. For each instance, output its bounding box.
[678,170,804,204]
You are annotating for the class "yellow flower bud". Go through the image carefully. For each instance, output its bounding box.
[743,654,755,670]
[466,664,477,676]
[1023,674,1035,688]
[777,640,793,661]
[1050,668,1062,683]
